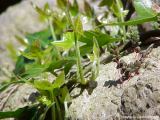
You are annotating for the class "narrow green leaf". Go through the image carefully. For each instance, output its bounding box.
[0,107,27,119]
[99,0,114,7]
[15,35,28,46]
[93,37,100,59]
[39,102,54,120]
[74,16,83,38]
[100,15,158,26]
[56,0,67,9]
[133,0,156,17]
[84,0,94,17]
[0,80,25,92]
[92,37,100,80]
[32,3,48,17]
[13,56,25,75]
[59,86,71,103]
[70,0,79,16]
[0,105,38,119]
[6,43,17,62]
[44,3,50,13]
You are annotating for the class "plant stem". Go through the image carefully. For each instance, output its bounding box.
[66,1,86,84]
[115,0,126,41]
[74,32,86,84]
[48,18,61,60]
[64,101,68,119]
[50,90,56,120]
[48,17,57,41]
[92,37,100,80]
[54,96,62,120]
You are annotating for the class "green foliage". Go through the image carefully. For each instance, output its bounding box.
[52,32,75,51]
[99,0,159,27]
[25,29,52,48]
[134,0,156,17]
[0,105,40,120]
[84,0,94,17]
[6,43,18,62]
[1,0,159,120]
[70,0,79,16]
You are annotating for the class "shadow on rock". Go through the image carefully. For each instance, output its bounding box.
[104,79,122,88]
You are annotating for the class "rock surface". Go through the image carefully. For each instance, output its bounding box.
[0,0,160,120]
[68,47,160,120]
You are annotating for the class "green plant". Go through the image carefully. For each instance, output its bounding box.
[0,0,159,119]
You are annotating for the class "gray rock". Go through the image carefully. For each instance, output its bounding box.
[68,47,160,120]
[0,84,37,111]
[120,75,160,119]
[1,0,160,120]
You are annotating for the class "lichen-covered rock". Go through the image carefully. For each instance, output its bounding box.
[120,72,160,118]
[68,47,160,120]
[1,0,160,120]
[0,84,36,111]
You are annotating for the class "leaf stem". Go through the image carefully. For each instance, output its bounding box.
[54,96,62,120]
[74,33,86,84]
[115,0,126,41]
[48,17,57,41]
[66,0,86,84]
[50,90,56,120]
